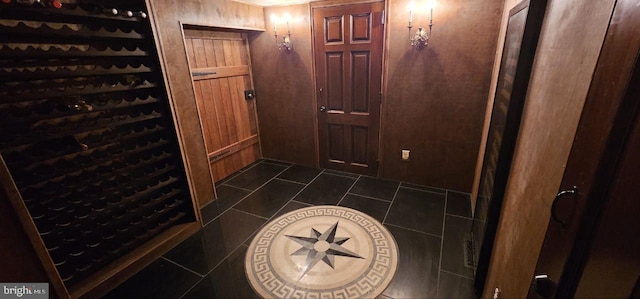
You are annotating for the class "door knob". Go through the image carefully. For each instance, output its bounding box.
[320,106,326,112]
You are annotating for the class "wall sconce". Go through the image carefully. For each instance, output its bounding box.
[407,1,434,49]
[271,13,293,52]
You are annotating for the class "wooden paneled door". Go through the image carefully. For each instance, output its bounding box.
[183,29,261,188]
[313,2,384,175]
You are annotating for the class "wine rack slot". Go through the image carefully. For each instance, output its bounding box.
[0,1,198,298]
[0,21,146,41]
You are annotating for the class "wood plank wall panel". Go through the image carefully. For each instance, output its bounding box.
[147,0,264,206]
[184,30,261,183]
[482,0,615,297]
[381,0,504,192]
[249,4,318,166]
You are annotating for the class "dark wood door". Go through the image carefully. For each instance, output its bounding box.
[313,2,384,175]
[529,0,640,297]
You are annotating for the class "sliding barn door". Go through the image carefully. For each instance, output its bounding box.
[313,2,384,176]
[183,29,260,186]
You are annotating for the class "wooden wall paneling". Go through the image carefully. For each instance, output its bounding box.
[481,0,616,296]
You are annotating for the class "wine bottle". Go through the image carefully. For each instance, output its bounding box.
[80,3,118,16]
[124,10,133,17]
[15,0,35,5]
[36,0,62,8]
[124,75,143,87]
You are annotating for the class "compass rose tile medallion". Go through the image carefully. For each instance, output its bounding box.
[245,206,399,298]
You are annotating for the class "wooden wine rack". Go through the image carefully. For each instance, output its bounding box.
[0,1,201,298]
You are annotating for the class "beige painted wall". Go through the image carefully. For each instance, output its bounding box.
[480,0,615,297]
[147,0,265,206]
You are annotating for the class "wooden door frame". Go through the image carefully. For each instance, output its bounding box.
[529,0,640,296]
[310,0,387,174]
[472,0,548,294]
[177,22,216,208]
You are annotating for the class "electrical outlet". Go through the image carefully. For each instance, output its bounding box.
[493,287,501,299]
[401,149,410,160]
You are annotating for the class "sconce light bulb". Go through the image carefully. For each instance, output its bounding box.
[270,14,277,22]
[284,13,292,22]
[407,1,415,11]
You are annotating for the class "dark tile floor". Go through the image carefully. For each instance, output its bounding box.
[105,159,477,299]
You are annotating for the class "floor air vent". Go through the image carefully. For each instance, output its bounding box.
[464,236,477,269]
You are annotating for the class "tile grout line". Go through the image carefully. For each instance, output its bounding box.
[204,164,293,227]
[195,164,297,292]
[345,192,393,203]
[436,191,449,298]
[400,182,448,192]
[384,222,443,239]
[336,175,361,206]
[160,256,205,278]
[231,207,270,220]
[446,213,473,221]
[225,163,293,213]
[283,169,326,206]
[382,183,401,223]
[196,162,293,282]
[232,171,327,253]
[273,177,309,186]
[440,268,474,281]
[238,169,326,251]
[220,183,254,192]
[179,276,205,299]
[290,199,313,206]
[323,171,359,180]
[397,185,446,195]
[212,159,264,187]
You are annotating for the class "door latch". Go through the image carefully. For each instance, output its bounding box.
[551,186,578,228]
[244,89,256,100]
[532,274,557,298]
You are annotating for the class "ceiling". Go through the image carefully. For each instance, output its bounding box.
[231,0,312,7]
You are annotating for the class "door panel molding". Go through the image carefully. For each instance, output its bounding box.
[313,1,384,175]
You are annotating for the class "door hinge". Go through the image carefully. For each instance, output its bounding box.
[381,10,385,25]
[379,92,382,103]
